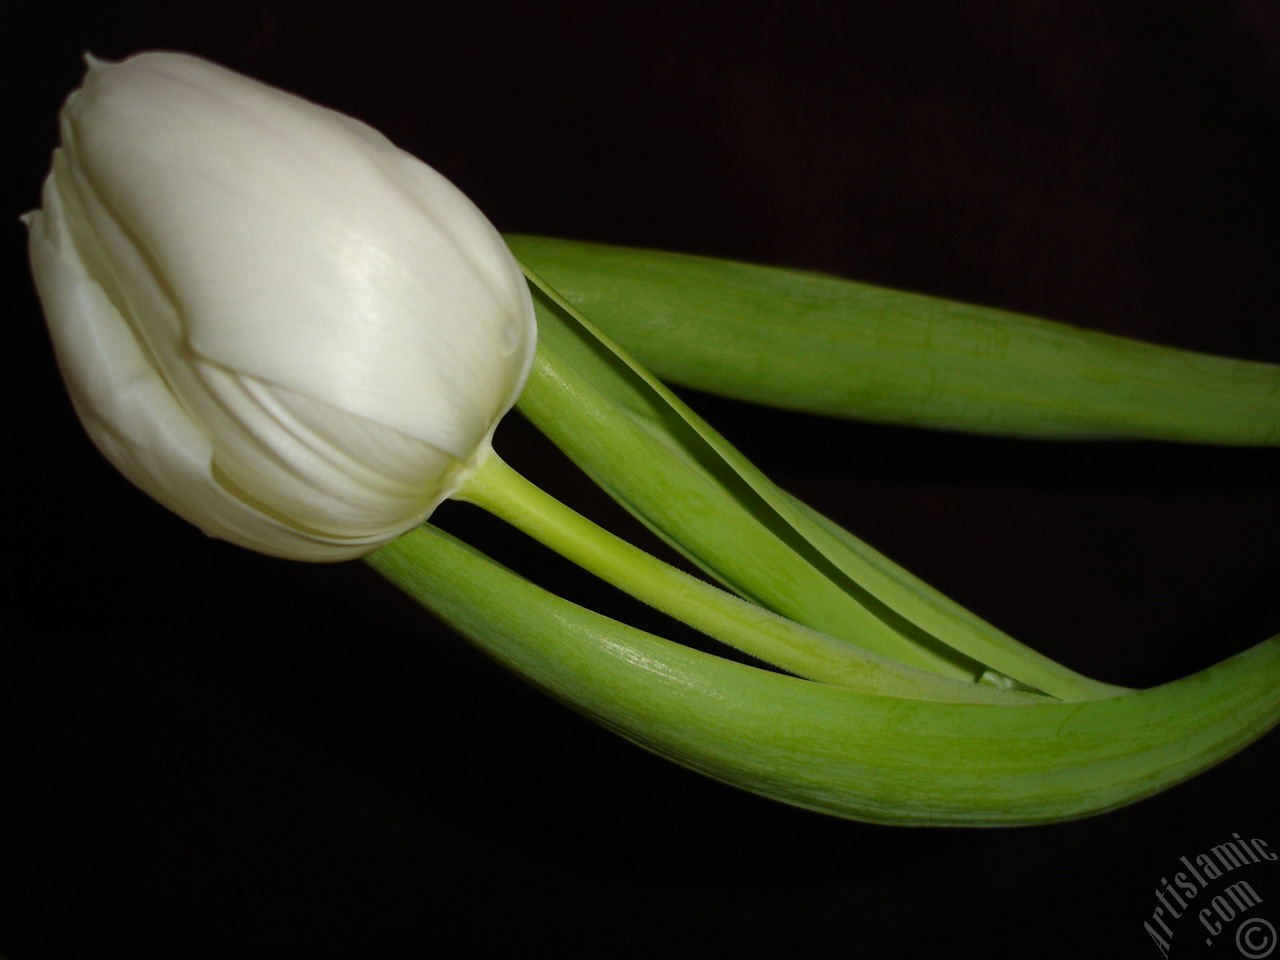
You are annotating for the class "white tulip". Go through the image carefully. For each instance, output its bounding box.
[26,51,537,561]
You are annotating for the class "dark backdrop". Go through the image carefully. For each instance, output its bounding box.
[3,2,1278,958]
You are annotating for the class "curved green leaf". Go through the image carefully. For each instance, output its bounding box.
[507,235,1280,446]
[368,526,1280,826]
[516,271,1123,699]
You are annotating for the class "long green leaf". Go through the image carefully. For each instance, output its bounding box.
[506,235,1280,446]
[368,525,1280,826]
[516,270,1124,699]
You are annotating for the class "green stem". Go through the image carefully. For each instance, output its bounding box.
[452,447,1043,704]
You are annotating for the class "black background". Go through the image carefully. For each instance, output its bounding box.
[3,2,1279,958]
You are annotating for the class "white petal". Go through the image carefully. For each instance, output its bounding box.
[65,53,535,455]
[27,171,416,561]
[28,51,537,560]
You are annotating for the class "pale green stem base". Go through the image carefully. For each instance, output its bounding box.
[452,447,1042,703]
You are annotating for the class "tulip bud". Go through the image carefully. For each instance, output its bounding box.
[25,52,536,560]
